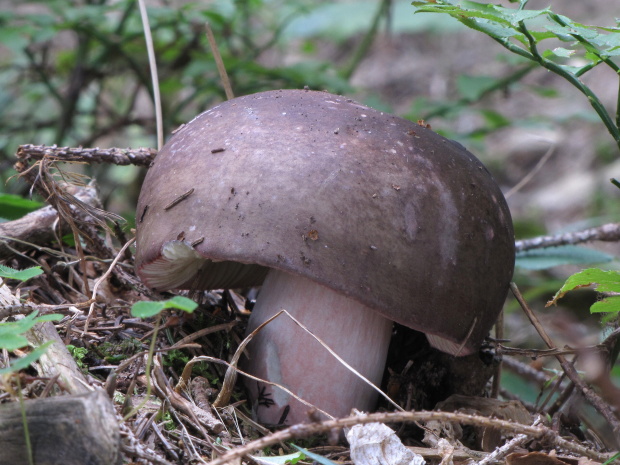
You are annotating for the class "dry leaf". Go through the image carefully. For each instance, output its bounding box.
[346,422,425,465]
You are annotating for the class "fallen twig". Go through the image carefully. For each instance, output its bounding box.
[496,343,606,358]
[207,410,613,465]
[515,222,620,252]
[0,184,100,259]
[16,144,155,167]
[119,416,174,465]
[510,282,620,435]
[83,237,135,334]
[0,278,87,320]
[14,158,117,262]
[477,416,543,465]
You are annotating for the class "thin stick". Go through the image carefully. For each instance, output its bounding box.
[515,222,620,252]
[83,238,135,335]
[137,0,164,150]
[184,353,333,419]
[478,416,543,465]
[509,282,620,435]
[341,0,390,80]
[205,23,234,100]
[505,142,555,199]
[17,144,156,167]
[206,410,612,465]
[184,309,403,415]
[280,308,404,412]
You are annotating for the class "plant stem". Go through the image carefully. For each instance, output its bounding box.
[123,313,161,421]
[138,0,163,151]
[17,377,34,465]
[423,64,535,120]
[550,13,620,74]
[548,13,620,132]
[341,0,391,81]
[494,23,620,151]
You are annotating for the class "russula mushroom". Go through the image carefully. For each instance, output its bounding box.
[135,89,515,425]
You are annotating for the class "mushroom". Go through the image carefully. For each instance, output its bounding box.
[135,89,515,425]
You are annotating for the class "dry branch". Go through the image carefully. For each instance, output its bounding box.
[0,184,100,260]
[515,222,620,252]
[13,160,116,261]
[207,410,613,465]
[119,419,175,465]
[16,144,156,167]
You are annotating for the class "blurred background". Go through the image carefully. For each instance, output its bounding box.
[0,0,619,411]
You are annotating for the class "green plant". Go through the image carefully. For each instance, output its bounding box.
[0,265,43,282]
[515,245,614,271]
[413,0,620,150]
[123,295,198,420]
[548,268,620,317]
[66,344,88,370]
[0,194,42,222]
[96,338,143,363]
[291,446,333,465]
[131,295,197,318]
[253,450,307,465]
[158,410,176,431]
[0,311,62,375]
[407,62,537,138]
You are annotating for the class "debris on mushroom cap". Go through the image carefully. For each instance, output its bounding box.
[134,89,515,354]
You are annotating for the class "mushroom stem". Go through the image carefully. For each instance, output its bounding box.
[243,269,393,425]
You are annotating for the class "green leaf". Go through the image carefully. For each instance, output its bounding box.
[0,194,42,221]
[291,446,336,465]
[413,1,549,39]
[456,75,499,101]
[591,296,620,314]
[0,264,44,282]
[165,295,199,312]
[550,47,576,58]
[413,0,620,77]
[479,109,511,129]
[251,452,307,465]
[0,312,63,350]
[461,18,524,42]
[413,3,512,27]
[131,296,198,318]
[603,452,620,465]
[554,63,591,75]
[528,85,559,98]
[131,301,167,318]
[547,268,620,307]
[515,246,613,270]
[0,332,29,351]
[0,26,30,57]
[0,342,54,375]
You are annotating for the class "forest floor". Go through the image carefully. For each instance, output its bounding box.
[1,0,620,464]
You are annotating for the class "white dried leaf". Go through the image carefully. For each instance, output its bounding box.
[346,422,425,465]
[437,438,455,465]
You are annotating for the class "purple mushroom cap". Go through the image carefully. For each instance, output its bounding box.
[135,89,515,423]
